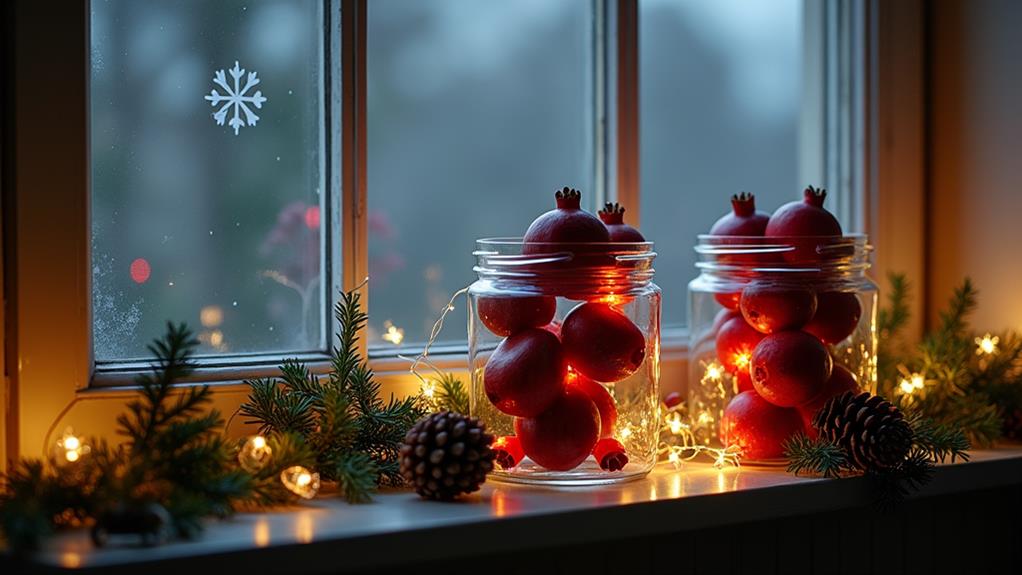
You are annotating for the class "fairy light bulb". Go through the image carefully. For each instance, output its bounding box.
[54,428,90,464]
[238,435,273,473]
[704,362,723,381]
[665,412,684,435]
[975,334,999,356]
[281,466,320,499]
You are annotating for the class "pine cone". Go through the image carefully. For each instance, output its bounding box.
[400,411,495,500]
[813,391,913,470]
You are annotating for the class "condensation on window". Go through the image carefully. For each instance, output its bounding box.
[90,0,326,360]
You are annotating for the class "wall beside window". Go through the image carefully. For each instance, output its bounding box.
[928,0,1022,332]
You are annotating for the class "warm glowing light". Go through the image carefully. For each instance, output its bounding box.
[239,435,273,473]
[618,426,633,440]
[210,329,224,348]
[421,380,436,399]
[56,428,90,463]
[666,412,685,435]
[667,449,682,467]
[697,411,714,427]
[705,363,723,381]
[899,372,926,395]
[975,334,999,356]
[281,466,320,499]
[254,518,271,547]
[732,352,751,371]
[200,305,224,328]
[295,512,315,544]
[594,294,627,306]
[382,320,405,345]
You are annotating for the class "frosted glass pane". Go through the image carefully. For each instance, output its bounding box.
[367,0,594,348]
[640,0,804,327]
[91,0,326,360]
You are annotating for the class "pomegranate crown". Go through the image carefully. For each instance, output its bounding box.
[730,192,756,216]
[598,202,626,224]
[803,185,827,207]
[554,186,583,208]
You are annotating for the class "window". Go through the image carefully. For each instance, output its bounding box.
[366,0,596,349]
[640,0,806,327]
[90,0,332,361]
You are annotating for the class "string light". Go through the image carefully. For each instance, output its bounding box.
[55,428,90,463]
[898,372,926,395]
[975,333,999,356]
[403,287,469,402]
[238,435,273,473]
[381,320,405,345]
[280,466,320,499]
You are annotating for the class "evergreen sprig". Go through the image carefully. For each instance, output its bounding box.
[431,372,470,415]
[240,288,425,503]
[784,414,971,507]
[877,274,1022,445]
[0,323,252,552]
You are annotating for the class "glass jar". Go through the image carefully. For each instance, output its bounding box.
[469,238,661,485]
[687,234,877,463]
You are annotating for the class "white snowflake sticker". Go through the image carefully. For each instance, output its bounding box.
[204,61,267,135]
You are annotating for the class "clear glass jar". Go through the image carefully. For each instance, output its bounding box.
[469,238,661,485]
[687,234,877,463]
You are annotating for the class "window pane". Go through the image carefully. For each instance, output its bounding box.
[367,0,594,348]
[91,0,326,360]
[640,0,803,326]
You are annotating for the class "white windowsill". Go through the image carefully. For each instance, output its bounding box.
[21,448,1022,573]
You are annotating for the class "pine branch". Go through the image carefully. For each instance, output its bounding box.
[783,433,849,478]
[878,272,911,339]
[907,414,971,463]
[332,452,379,504]
[434,373,470,414]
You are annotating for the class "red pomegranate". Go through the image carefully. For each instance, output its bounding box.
[765,186,842,237]
[710,192,770,236]
[803,291,862,344]
[664,391,684,409]
[797,364,858,432]
[734,369,755,393]
[483,328,566,417]
[721,390,804,460]
[569,370,617,438]
[739,283,818,334]
[592,438,628,471]
[712,308,741,334]
[492,435,526,470]
[561,302,646,382]
[476,294,557,337]
[715,291,742,311]
[523,187,610,254]
[598,202,646,242]
[765,186,843,262]
[715,315,764,375]
[750,331,832,407]
[515,386,601,471]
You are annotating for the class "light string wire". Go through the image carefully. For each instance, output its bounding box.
[398,286,470,406]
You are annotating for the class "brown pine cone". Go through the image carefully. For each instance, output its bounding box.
[399,411,495,501]
[813,391,913,470]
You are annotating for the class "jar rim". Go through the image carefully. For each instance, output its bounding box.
[693,233,872,277]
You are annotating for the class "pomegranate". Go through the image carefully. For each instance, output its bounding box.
[664,391,684,409]
[598,202,646,242]
[709,192,770,236]
[739,283,817,334]
[721,390,804,460]
[492,435,526,470]
[483,328,566,417]
[750,331,832,407]
[734,369,755,393]
[569,370,618,438]
[765,186,843,262]
[797,364,858,431]
[515,386,601,471]
[522,187,610,254]
[712,308,741,334]
[592,438,628,471]
[715,315,764,375]
[476,294,557,337]
[715,291,742,311]
[561,302,646,382]
[803,291,861,344]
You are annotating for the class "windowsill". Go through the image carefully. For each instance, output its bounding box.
[19,447,1022,573]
